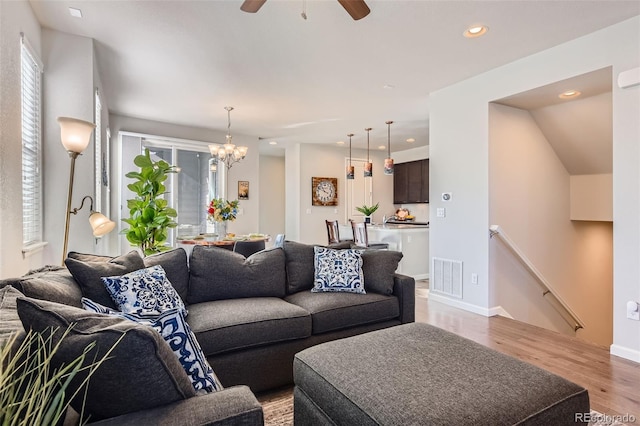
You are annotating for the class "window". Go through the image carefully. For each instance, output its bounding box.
[21,34,44,249]
[95,89,102,212]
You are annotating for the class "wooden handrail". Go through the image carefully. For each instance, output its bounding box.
[490,225,584,332]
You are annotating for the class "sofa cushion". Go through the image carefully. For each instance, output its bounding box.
[16,297,196,421]
[82,298,221,393]
[0,286,24,347]
[187,246,286,304]
[68,248,190,303]
[142,248,190,302]
[67,251,113,262]
[0,266,83,307]
[285,291,399,334]
[361,250,403,295]
[65,251,145,309]
[312,246,365,294]
[187,297,311,356]
[101,265,187,317]
[283,240,315,294]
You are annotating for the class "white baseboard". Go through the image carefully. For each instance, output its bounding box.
[412,273,429,281]
[428,293,492,317]
[610,344,640,363]
[488,306,513,319]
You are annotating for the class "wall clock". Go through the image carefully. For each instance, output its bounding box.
[312,177,338,206]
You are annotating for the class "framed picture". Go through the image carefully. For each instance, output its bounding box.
[238,180,249,200]
[312,177,338,206]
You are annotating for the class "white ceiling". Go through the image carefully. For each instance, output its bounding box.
[28,0,640,154]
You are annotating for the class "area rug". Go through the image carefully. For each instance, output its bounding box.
[258,387,627,426]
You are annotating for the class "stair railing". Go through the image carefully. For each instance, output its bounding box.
[489,225,584,332]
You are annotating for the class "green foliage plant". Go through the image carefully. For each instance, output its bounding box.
[122,149,178,255]
[355,202,379,217]
[0,327,122,425]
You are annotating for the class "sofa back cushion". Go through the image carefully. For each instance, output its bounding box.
[65,251,145,309]
[361,250,403,295]
[283,240,315,294]
[187,246,286,304]
[142,248,190,301]
[0,266,83,307]
[283,241,403,295]
[16,297,196,421]
[67,248,190,303]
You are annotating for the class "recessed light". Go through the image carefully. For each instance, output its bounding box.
[406,138,415,143]
[269,141,278,145]
[68,7,83,18]
[378,145,386,150]
[383,84,395,90]
[464,24,488,38]
[336,141,345,145]
[559,90,581,99]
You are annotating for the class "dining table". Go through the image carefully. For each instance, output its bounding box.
[176,234,270,254]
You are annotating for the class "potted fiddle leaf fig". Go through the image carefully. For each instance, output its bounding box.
[122,149,178,255]
[355,203,379,223]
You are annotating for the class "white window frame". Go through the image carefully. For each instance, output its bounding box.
[20,33,46,254]
[95,88,102,213]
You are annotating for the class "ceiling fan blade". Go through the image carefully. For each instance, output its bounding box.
[337,0,370,20]
[241,0,267,13]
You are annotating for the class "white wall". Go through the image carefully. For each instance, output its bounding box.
[40,29,97,265]
[0,0,43,278]
[430,17,639,361]
[286,143,394,245]
[259,155,285,245]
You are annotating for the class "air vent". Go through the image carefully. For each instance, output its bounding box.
[432,258,463,298]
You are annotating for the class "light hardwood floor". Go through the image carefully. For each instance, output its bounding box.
[415,290,640,420]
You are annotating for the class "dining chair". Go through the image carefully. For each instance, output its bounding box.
[274,234,285,248]
[350,220,389,250]
[325,220,341,245]
[233,240,266,258]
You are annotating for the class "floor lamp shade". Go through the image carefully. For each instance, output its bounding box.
[89,211,116,237]
[58,117,95,154]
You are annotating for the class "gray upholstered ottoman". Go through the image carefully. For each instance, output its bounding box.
[293,323,589,425]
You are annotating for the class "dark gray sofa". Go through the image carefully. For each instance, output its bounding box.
[0,241,415,425]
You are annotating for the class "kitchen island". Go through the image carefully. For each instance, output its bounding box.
[339,223,429,280]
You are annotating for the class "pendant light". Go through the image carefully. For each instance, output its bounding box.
[364,127,373,177]
[346,133,355,180]
[384,120,394,175]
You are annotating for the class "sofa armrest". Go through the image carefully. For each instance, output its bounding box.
[89,385,263,426]
[393,273,415,324]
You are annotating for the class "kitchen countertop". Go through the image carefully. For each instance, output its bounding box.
[369,223,429,230]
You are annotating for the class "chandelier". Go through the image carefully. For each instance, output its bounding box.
[209,106,248,169]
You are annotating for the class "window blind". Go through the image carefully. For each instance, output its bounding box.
[21,34,43,247]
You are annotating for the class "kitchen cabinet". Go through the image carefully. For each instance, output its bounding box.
[393,159,429,204]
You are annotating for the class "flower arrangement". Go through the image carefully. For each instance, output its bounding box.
[207,198,239,222]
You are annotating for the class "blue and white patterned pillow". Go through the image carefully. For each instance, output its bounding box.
[101,265,187,317]
[82,297,221,393]
[312,246,365,294]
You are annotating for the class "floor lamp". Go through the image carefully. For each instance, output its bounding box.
[59,117,115,265]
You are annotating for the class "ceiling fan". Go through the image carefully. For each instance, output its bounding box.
[240,0,370,20]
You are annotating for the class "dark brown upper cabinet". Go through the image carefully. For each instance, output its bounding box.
[393,159,429,204]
